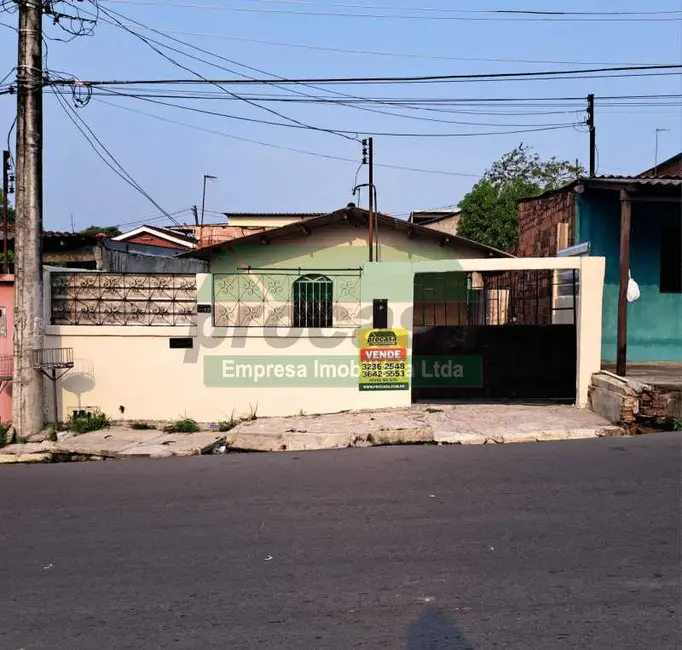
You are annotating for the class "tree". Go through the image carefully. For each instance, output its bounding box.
[457,144,584,251]
[79,225,122,237]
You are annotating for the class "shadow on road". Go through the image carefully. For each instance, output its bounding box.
[406,607,474,649]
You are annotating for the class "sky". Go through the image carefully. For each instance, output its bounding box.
[0,0,681,232]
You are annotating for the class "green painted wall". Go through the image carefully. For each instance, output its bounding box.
[577,192,682,362]
[208,225,480,274]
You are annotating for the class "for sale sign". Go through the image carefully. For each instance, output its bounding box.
[358,328,409,391]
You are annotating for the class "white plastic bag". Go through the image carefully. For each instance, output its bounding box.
[627,271,640,303]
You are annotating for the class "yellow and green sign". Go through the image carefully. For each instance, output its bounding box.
[358,328,409,391]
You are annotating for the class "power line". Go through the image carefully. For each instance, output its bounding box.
[71,89,582,128]
[93,6,575,128]
[52,88,180,226]
[202,1,682,17]
[118,28,659,68]
[94,5,357,142]
[114,207,193,229]
[99,0,682,21]
[63,89,682,105]
[72,88,681,108]
[48,64,682,87]
[94,5,497,132]
[92,96,484,178]
[89,88,583,137]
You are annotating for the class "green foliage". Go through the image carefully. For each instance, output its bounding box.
[457,178,538,252]
[484,144,584,191]
[164,417,200,433]
[457,144,585,252]
[79,225,122,237]
[0,249,15,270]
[0,421,9,447]
[130,421,156,430]
[68,412,110,434]
[0,190,15,222]
[217,410,238,432]
[653,417,682,432]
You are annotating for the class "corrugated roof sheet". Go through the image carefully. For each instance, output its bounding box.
[590,176,682,186]
[224,212,325,218]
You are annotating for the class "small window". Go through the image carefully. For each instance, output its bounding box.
[293,274,333,328]
[0,307,6,338]
[660,228,682,293]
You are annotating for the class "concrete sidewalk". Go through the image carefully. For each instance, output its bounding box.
[224,403,625,452]
[0,430,224,463]
[0,403,625,463]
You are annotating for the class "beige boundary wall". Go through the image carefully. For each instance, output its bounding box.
[43,257,605,423]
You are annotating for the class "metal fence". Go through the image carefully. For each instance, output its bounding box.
[414,270,578,327]
[50,272,197,326]
[213,268,362,328]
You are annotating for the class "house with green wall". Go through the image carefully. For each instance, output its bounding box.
[184,205,511,329]
[517,154,681,368]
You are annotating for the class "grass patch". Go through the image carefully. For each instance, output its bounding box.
[0,421,10,447]
[130,422,156,430]
[216,409,239,433]
[425,407,444,413]
[164,417,200,433]
[68,412,110,434]
[247,403,258,421]
[653,417,682,432]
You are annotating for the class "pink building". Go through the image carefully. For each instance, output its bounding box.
[0,275,13,423]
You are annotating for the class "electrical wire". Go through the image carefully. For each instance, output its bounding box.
[114,207,193,229]
[114,27,657,67]
[198,1,682,18]
[67,88,584,128]
[52,88,180,226]
[48,64,682,87]
[92,96,484,178]
[99,0,682,22]
[95,4,357,141]
[90,87,583,137]
[90,6,572,128]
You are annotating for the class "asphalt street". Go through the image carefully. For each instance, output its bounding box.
[0,433,679,649]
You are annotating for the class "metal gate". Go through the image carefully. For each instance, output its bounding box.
[412,269,578,402]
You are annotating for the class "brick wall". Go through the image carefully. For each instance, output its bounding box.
[638,154,682,178]
[516,190,575,258]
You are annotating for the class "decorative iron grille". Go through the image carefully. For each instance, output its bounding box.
[50,273,197,326]
[213,269,362,328]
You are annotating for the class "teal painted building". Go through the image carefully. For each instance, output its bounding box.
[518,166,681,365]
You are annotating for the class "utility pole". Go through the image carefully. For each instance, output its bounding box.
[12,0,45,437]
[200,175,216,248]
[586,94,596,177]
[366,137,374,262]
[2,151,10,274]
[191,205,199,244]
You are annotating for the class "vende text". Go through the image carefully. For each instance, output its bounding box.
[360,348,407,362]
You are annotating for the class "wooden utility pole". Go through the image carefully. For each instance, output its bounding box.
[367,137,374,262]
[587,94,596,177]
[2,151,9,274]
[12,0,45,437]
[616,189,632,377]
